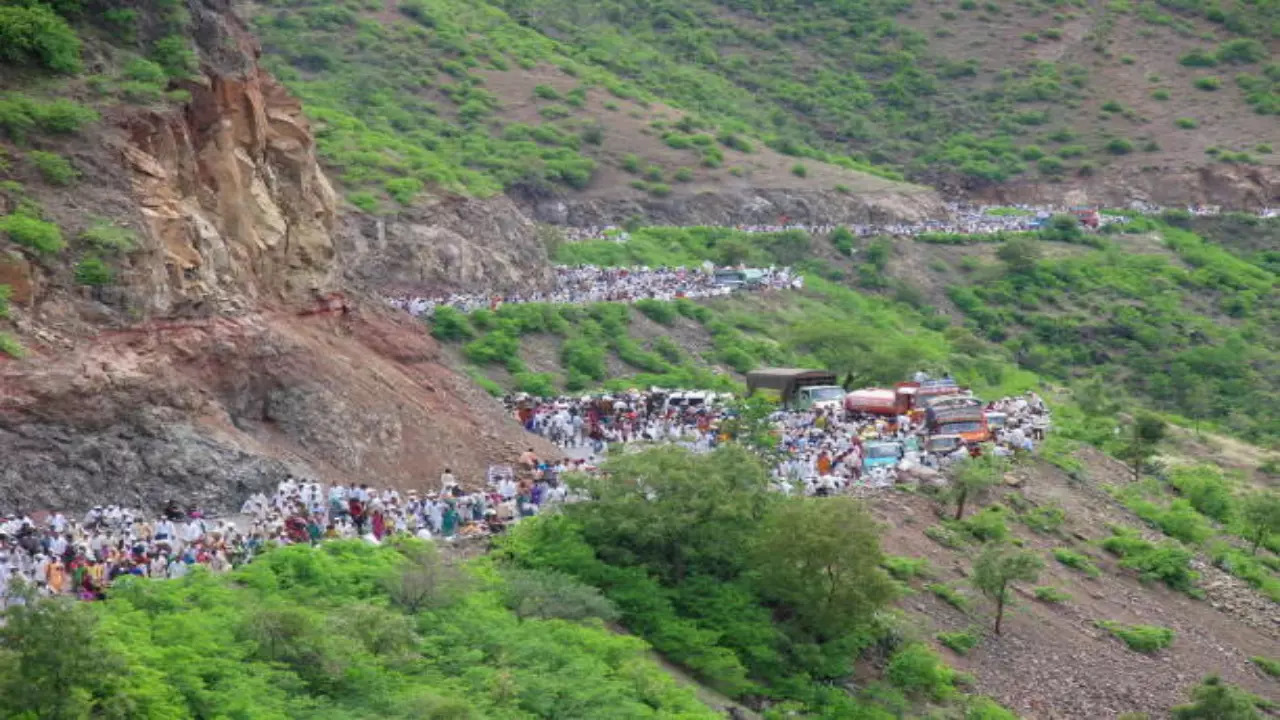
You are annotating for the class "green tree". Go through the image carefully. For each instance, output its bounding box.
[1239,491,1280,555]
[996,237,1042,274]
[0,4,82,74]
[569,445,774,583]
[1118,412,1166,480]
[1182,383,1213,436]
[1171,675,1263,719]
[948,454,1008,520]
[971,542,1043,634]
[751,496,898,640]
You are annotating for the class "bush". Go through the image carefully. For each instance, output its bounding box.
[937,630,980,655]
[883,555,930,581]
[673,167,693,182]
[888,643,955,700]
[532,84,560,100]
[1053,548,1100,577]
[151,35,197,79]
[500,567,619,622]
[0,4,82,73]
[28,151,77,185]
[961,507,1010,542]
[1097,621,1174,653]
[1022,505,1066,534]
[1175,117,1199,129]
[513,371,557,397]
[1216,38,1266,64]
[0,284,9,318]
[790,163,807,177]
[634,299,677,325]
[80,220,136,253]
[1033,586,1071,603]
[967,697,1019,720]
[1179,49,1218,67]
[0,332,24,358]
[1106,138,1134,155]
[124,58,168,85]
[1151,88,1170,100]
[1251,656,1280,677]
[429,306,474,341]
[925,524,967,549]
[927,583,970,611]
[74,255,113,286]
[1101,529,1199,592]
[0,213,64,254]
[463,330,521,368]
[1194,76,1222,91]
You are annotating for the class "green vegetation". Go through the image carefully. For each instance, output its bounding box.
[1173,675,1269,719]
[0,332,22,358]
[0,94,97,140]
[74,255,113,286]
[945,221,1279,442]
[1251,656,1280,677]
[0,283,9,318]
[937,629,981,655]
[1101,527,1199,593]
[0,3,81,74]
[972,542,1043,634]
[497,446,993,715]
[27,150,77,185]
[1053,547,1101,577]
[1175,117,1199,129]
[1021,504,1066,534]
[883,555,931,581]
[949,455,1008,521]
[928,582,972,611]
[0,540,721,719]
[1033,586,1071,603]
[1097,621,1175,653]
[0,213,64,254]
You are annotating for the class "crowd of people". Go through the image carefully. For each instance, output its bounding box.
[542,203,1278,246]
[513,382,1052,496]
[0,456,593,605]
[387,265,801,318]
[0,375,1054,607]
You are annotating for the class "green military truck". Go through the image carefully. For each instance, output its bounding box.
[745,368,845,410]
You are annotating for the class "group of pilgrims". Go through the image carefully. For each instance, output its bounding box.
[514,384,1052,496]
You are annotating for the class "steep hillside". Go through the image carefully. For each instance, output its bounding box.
[242,0,941,223]
[489,0,1277,205]
[0,0,554,508]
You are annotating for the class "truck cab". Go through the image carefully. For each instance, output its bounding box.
[863,441,904,470]
[796,385,847,411]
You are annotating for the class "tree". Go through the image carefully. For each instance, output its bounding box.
[568,445,775,583]
[382,539,470,612]
[996,237,1042,274]
[948,454,1008,520]
[1239,491,1280,555]
[1118,412,1166,480]
[1181,383,1213,436]
[971,542,1043,634]
[1171,675,1263,719]
[751,496,898,640]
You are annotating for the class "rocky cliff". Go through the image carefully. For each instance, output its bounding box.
[0,0,553,512]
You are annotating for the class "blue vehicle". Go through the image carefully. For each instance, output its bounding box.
[863,441,904,470]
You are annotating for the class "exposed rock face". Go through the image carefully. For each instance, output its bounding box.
[0,0,553,512]
[517,187,947,228]
[938,163,1279,210]
[337,194,554,295]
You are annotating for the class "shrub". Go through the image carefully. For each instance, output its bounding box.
[124,58,167,85]
[1175,117,1199,129]
[888,643,955,700]
[429,306,474,341]
[28,151,77,185]
[464,366,503,397]
[1106,138,1134,155]
[0,4,82,73]
[0,332,24,358]
[621,154,641,173]
[634,299,677,325]
[151,35,197,79]
[967,697,1019,720]
[1097,621,1174,653]
[0,213,63,254]
[1037,156,1065,175]
[1252,656,1280,677]
[1194,76,1222,91]
[1216,38,1266,64]
[500,567,619,622]
[1101,529,1199,592]
[1022,505,1066,534]
[790,163,807,177]
[1179,49,1218,67]
[883,555,930,580]
[74,255,113,286]
[961,507,1010,542]
[830,227,855,256]
[673,167,693,182]
[532,84,560,100]
[463,330,520,368]
[937,630,980,655]
[513,371,557,397]
[1151,88,1170,101]
[647,182,671,197]
[1053,548,1101,577]
[0,283,8,318]
[348,191,378,213]
[926,524,966,549]
[1034,586,1071,603]
[1173,675,1270,719]
[928,583,970,611]
[80,220,136,253]
[1101,100,1123,112]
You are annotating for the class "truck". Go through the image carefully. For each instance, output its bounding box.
[746,368,844,410]
[862,440,905,471]
[927,406,991,443]
[1071,206,1100,229]
[844,378,967,418]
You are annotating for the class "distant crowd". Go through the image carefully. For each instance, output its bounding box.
[387,265,801,318]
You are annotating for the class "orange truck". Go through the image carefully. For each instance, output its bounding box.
[844,378,968,418]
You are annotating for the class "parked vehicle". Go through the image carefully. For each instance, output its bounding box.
[927,406,991,443]
[863,441,905,470]
[984,411,1008,430]
[746,368,843,410]
[923,434,965,454]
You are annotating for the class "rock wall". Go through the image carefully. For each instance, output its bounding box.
[517,186,947,228]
